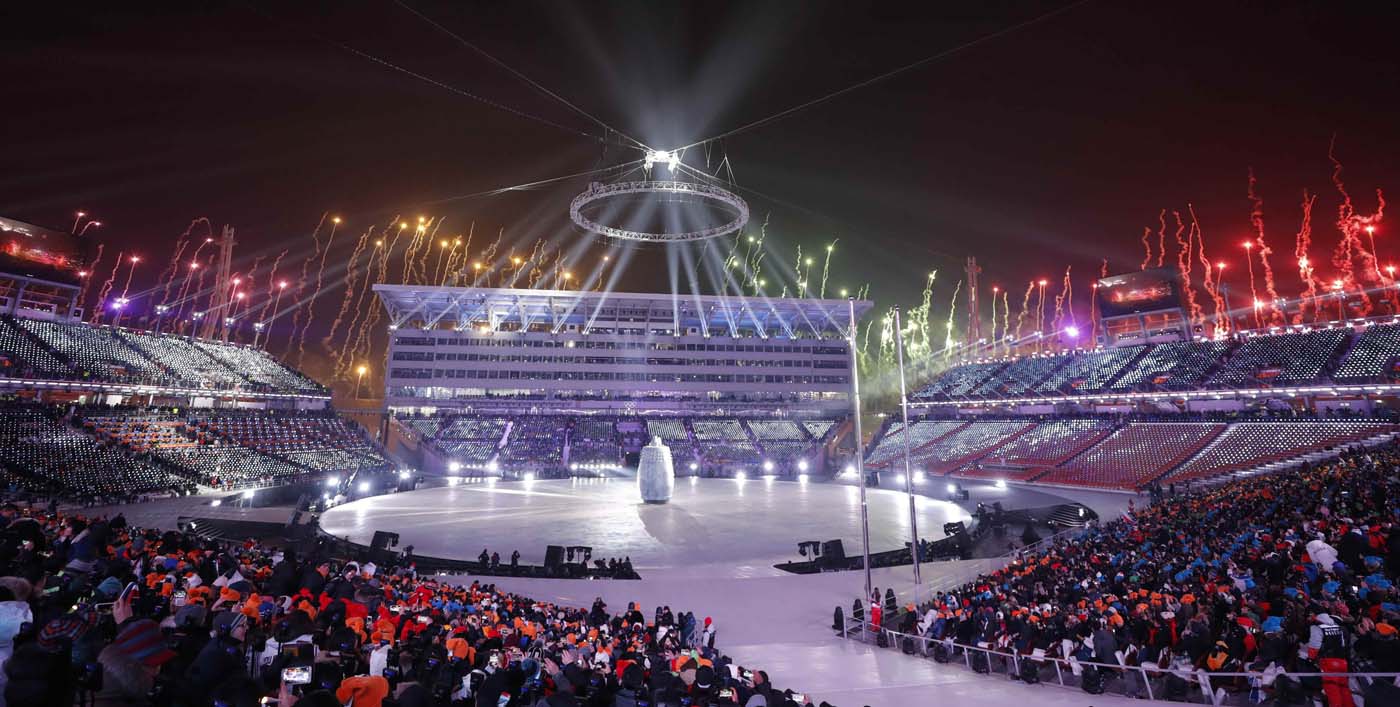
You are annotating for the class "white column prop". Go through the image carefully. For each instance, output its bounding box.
[637,436,675,504]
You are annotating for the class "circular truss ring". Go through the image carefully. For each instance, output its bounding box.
[570,180,749,243]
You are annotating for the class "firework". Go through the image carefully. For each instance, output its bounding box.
[1294,190,1320,322]
[944,280,962,356]
[1156,209,1167,268]
[1140,227,1152,270]
[293,217,341,364]
[77,244,104,313]
[1014,280,1034,343]
[819,239,837,298]
[1247,170,1283,324]
[1172,210,1203,327]
[284,214,329,357]
[1051,266,1070,335]
[1189,204,1227,335]
[89,250,124,325]
[322,227,372,355]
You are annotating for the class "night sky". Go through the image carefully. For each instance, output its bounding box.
[4,1,1399,388]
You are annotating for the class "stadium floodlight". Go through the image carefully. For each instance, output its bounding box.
[895,474,906,485]
[1065,325,1080,338]
[358,481,370,493]
[326,476,339,486]
[398,470,410,479]
[762,460,774,473]
[448,462,461,473]
[913,471,926,484]
[522,472,536,482]
[798,473,809,483]
[797,459,809,472]
[843,464,856,476]
[994,479,1008,489]
[735,471,748,481]
[486,460,499,474]
[946,483,957,494]
[210,499,221,507]
[242,489,256,499]
[644,149,680,172]
[688,462,699,471]
[446,476,461,486]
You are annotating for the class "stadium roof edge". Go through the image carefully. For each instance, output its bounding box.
[372,284,874,332]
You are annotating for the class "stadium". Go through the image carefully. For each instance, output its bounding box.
[3,3,1400,707]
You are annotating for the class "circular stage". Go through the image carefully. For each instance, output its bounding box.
[319,478,971,573]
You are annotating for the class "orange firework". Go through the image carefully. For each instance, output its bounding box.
[1247,170,1283,324]
[1294,190,1321,322]
[89,250,124,325]
[1156,209,1167,268]
[1189,204,1228,335]
[1172,210,1202,326]
[1140,227,1152,270]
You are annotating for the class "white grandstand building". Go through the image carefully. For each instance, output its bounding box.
[374,284,873,414]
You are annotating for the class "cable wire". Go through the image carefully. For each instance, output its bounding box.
[240,2,604,142]
[393,0,649,150]
[413,159,645,207]
[675,0,1094,151]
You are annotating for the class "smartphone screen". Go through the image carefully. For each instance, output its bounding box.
[281,666,312,685]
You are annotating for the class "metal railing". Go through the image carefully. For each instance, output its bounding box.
[836,617,1400,706]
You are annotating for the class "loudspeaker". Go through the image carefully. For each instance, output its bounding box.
[370,531,400,551]
[544,545,565,570]
[820,539,846,570]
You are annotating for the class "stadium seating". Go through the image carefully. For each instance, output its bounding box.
[0,406,191,496]
[0,313,327,394]
[971,354,1067,397]
[644,418,698,462]
[1034,345,1145,394]
[14,316,169,383]
[567,417,622,468]
[192,339,325,393]
[1208,328,1348,387]
[0,316,72,378]
[118,329,247,388]
[801,419,837,439]
[1164,420,1396,483]
[499,416,567,468]
[973,418,1114,468]
[866,420,965,465]
[1333,322,1400,381]
[1036,422,1224,489]
[913,360,1005,400]
[1108,339,1232,391]
[691,419,761,465]
[907,421,1033,474]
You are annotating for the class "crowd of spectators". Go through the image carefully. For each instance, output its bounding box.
[914,321,1400,401]
[864,443,1400,703]
[0,501,831,707]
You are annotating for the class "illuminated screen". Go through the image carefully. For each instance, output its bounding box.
[1096,268,1182,317]
[0,216,91,286]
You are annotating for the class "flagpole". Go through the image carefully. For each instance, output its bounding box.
[847,298,873,605]
[892,306,922,587]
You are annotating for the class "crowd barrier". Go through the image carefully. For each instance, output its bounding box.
[836,616,1400,705]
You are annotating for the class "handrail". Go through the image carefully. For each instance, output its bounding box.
[837,616,1400,706]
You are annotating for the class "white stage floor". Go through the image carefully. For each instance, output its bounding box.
[319,478,1144,705]
[319,477,973,574]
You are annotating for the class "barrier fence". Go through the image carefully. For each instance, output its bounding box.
[836,615,1399,706]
